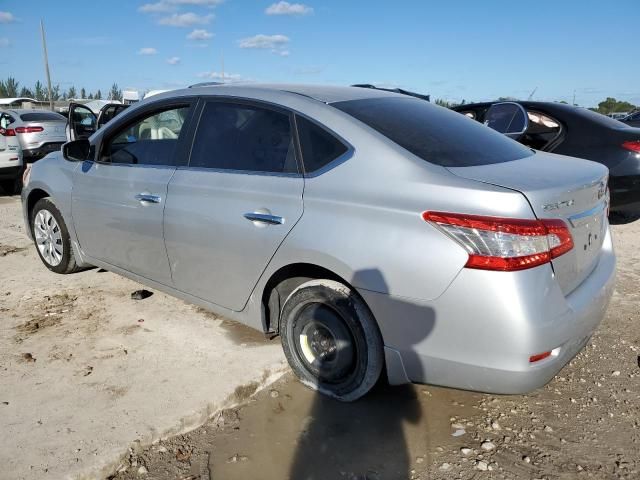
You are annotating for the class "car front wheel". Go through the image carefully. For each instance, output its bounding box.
[280,279,384,402]
[30,198,80,274]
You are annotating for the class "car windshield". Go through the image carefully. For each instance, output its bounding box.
[332,97,534,167]
[19,112,66,122]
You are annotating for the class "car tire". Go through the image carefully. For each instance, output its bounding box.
[280,279,384,402]
[30,197,81,274]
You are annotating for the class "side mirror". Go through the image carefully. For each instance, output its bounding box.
[62,139,91,162]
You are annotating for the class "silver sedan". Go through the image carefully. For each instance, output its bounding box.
[21,85,615,401]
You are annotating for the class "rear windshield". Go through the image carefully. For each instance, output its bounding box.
[19,112,65,122]
[332,97,534,167]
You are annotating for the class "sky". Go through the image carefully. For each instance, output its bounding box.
[0,0,638,107]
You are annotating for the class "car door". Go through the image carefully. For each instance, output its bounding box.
[71,101,195,285]
[67,103,97,141]
[96,104,129,130]
[164,99,304,311]
[483,102,529,140]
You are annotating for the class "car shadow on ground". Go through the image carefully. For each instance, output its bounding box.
[286,268,436,480]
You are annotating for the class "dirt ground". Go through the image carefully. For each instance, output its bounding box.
[113,215,639,480]
[0,194,287,480]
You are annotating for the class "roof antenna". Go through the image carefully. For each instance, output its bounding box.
[527,87,537,100]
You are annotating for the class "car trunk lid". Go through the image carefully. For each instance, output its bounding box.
[447,151,609,295]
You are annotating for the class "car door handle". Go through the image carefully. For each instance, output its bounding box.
[135,193,161,204]
[243,212,284,225]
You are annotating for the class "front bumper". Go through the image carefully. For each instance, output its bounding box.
[609,175,640,214]
[360,228,616,394]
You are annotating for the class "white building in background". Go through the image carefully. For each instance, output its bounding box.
[122,90,141,104]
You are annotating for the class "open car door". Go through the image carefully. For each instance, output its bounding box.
[96,103,129,130]
[483,102,529,140]
[67,103,97,141]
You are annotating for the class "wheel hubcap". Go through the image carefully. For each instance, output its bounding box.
[34,209,63,266]
[296,304,356,383]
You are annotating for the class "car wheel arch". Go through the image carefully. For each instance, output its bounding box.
[261,262,377,337]
[27,188,51,220]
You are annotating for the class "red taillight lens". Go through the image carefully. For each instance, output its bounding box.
[0,128,16,136]
[15,126,44,134]
[529,351,552,363]
[622,140,640,153]
[422,211,574,272]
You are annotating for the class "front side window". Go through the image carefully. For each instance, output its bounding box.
[333,97,534,167]
[189,102,298,174]
[295,115,348,173]
[101,105,190,165]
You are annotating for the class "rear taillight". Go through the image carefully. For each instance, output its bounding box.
[622,140,640,153]
[0,128,16,136]
[15,126,44,134]
[422,211,574,272]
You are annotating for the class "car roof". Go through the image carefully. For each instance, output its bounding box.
[6,108,65,115]
[177,83,404,104]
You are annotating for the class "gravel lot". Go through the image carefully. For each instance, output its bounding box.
[114,216,639,480]
[1,190,638,480]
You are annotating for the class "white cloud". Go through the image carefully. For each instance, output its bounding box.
[0,38,9,48]
[167,56,181,65]
[172,0,223,5]
[138,47,158,55]
[275,49,290,57]
[187,29,213,40]
[159,12,214,26]
[197,71,245,83]
[265,2,313,16]
[139,2,176,13]
[239,34,289,49]
[0,11,15,23]
[139,0,222,13]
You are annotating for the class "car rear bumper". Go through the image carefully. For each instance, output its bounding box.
[359,227,616,394]
[23,143,64,161]
[609,175,640,214]
[0,165,23,180]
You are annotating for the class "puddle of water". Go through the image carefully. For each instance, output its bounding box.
[206,376,482,480]
[218,318,273,347]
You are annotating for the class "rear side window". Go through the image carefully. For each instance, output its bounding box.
[190,102,298,174]
[19,112,65,122]
[295,115,348,173]
[333,97,534,167]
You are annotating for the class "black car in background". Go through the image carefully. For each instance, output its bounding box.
[452,101,640,215]
[621,110,640,128]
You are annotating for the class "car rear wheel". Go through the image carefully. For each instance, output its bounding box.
[31,198,80,274]
[280,279,384,402]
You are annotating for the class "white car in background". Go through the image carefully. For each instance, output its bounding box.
[0,123,23,194]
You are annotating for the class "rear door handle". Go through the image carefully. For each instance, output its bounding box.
[243,212,284,225]
[135,193,162,204]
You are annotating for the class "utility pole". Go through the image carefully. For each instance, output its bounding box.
[572,89,576,106]
[40,20,54,111]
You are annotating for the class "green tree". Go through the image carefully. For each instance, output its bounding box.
[109,83,122,101]
[80,87,86,99]
[434,98,453,108]
[51,84,61,101]
[34,81,45,101]
[94,89,102,100]
[67,86,77,99]
[88,92,94,99]
[597,97,636,115]
[3,77,19,97]
[19,86,33,98]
